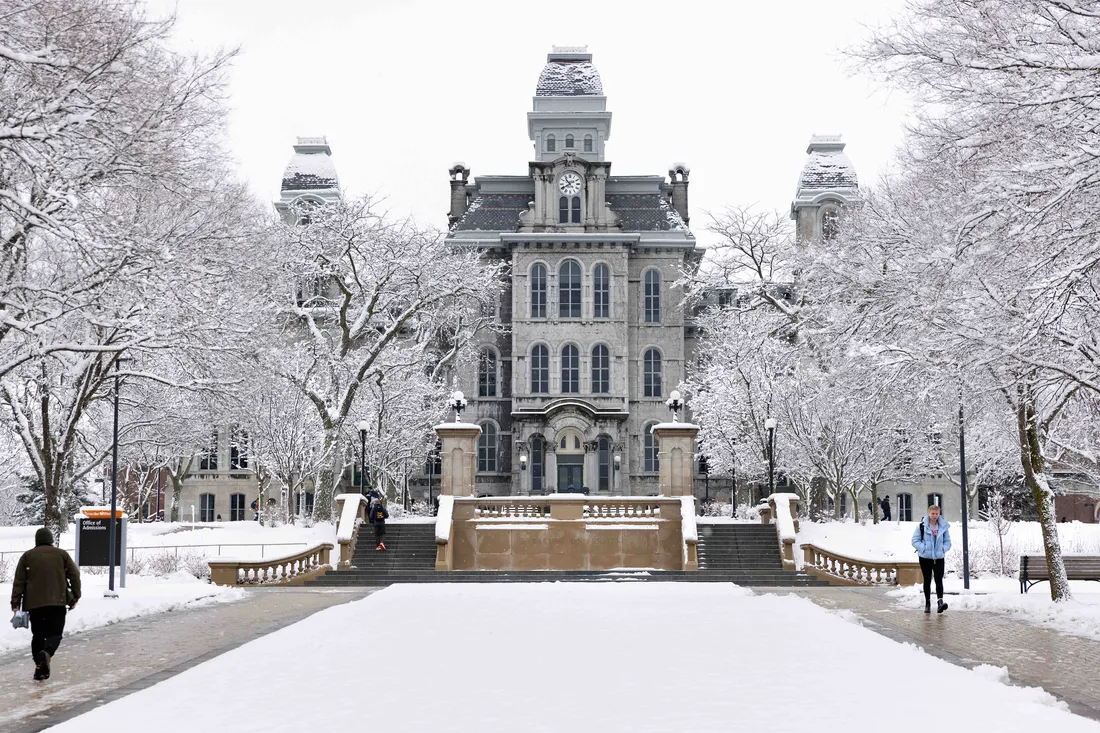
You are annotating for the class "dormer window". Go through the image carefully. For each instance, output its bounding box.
[546,135,556,153]
[583,135,593,153]
[565,134,574,149]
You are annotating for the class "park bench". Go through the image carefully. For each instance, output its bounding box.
[1018,555,1100,593]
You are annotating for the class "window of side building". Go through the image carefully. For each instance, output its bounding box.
[591,344,610,394]
[559,260,581,318]
[478,422,498,473]
[478,348,498,397]
[531,344,549,394]
[643,269,661,323]
[561,344,580,394]
[643,348,662,398]
[530,264,547,319]
[644,425,659,473]
[593,264,610,318]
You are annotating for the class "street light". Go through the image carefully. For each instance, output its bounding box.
[958,404,971,590]
[450,390,467,423]
[765,417,777,499]
[665,390,684,422]
[107,355,132,598]
[519,454,528,471]
[357,419,370,496]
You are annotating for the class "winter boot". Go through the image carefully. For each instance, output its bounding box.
[41,652,51,679]
[33,652,45,681]
[379,542,386,551]
[924,598,931,614]
[937,599,948,614]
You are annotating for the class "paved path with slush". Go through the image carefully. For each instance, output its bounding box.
[785,586,1100,721]
[0,587,372,733]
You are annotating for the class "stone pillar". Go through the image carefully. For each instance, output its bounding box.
[652,422,699,497]
[583,440,598,492]
[668,165,690,226]
[447,164,470,227]
[434,422,481,497]
[545,445,557,493]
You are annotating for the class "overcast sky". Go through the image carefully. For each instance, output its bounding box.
[148,0,911,243]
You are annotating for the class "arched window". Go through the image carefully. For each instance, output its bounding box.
[565,134,574,149]
[598,437,611,492]
[531,344,549,394]
[571,196,581,224]
[897,493,913,522]
[530,264,547,318]
[927,493,943,509]
[583,135,593,153]
[230,493,246,522]
[478,348,497,397]
[643,348,662,398]
[822,207,839,241]
[559,260,581,318]
[644,270,661,323]
[593,264,610,318]
[561,345,580,393]
[546,135,556,153]
[531,436,545,493]
[591,345,610,394]
[478,423,497,473]
[644,426,659,473]
[559,196,569,224]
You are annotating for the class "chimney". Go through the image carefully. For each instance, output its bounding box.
[669,164,690,226]
[448,163,471,226]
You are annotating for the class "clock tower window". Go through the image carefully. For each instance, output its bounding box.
[571,196,580,223]
[565,134,574,149]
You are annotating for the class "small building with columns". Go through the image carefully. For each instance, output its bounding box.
[446,47,700,496]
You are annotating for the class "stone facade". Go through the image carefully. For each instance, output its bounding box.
[447,47,699,497]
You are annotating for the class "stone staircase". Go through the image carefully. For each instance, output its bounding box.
[305,521,827,588]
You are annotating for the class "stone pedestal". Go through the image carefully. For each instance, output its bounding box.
[652,422,699,497]
[434,422,481,497]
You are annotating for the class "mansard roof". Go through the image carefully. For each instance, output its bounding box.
[281,137,339,192]
[449,192,689,233]
[535,49,604,97]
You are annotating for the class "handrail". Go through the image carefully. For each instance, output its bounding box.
[209,542,333,586]
[0,542,309,561]
[801,543,921,586]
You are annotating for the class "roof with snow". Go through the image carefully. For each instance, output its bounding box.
[792,135,858,211]
[536,48,604,97]
[449,193,688,233]
[281,136,339,192]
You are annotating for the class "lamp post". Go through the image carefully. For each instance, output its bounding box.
[357,419,370,496]
[958,404,971,590]
[765,417,777,499]
[700,454,710,506]
[665,390,684,422]
[107,356,131,598]
[450,390,467,423]
[613,454,621,494]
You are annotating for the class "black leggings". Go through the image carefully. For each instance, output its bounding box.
[29,606,66,659]
[919,557,944,600]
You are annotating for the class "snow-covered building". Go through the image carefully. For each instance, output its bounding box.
[791,134,858,244]
[447,47,701,496]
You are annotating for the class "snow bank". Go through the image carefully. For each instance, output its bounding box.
[435,495,454,543]
[889,580,1100,641]
[1,573,243,655]
[44,583,1097,732]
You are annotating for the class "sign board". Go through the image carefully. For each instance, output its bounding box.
[74,507,128,587]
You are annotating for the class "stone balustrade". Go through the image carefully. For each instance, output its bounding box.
[584,498,663,519]
[209,543,334,586]
[438,495,690,571]
[334,493,370,568]
[801,543,921,586]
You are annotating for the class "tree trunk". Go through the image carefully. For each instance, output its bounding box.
[1017,394,1071,601]
[870,482,880,525]
[42,478,64,544]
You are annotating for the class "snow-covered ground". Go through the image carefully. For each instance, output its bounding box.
[43,583,1096,733]
[800,519,1100,640]
[799,519,1100,575]
[2,573,244,655]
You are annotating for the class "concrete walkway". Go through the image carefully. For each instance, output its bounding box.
[0,587,372,733]
[784,586,1100,721]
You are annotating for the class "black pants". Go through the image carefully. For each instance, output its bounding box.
[29,606,66,659]
[919,557,945,600]
[374,524,386,542]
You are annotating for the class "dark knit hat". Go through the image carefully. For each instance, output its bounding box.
[35,527,53,546]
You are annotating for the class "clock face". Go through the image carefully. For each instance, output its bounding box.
[558,172,583,196]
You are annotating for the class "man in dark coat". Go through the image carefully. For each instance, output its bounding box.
[10,528,81,681]
[881,496,892,522]
[371,499,389,551]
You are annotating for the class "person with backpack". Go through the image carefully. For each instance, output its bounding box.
[10,528,81,681]
[881,496,892,521]
[371,498,389,551]
[911,504,951,614]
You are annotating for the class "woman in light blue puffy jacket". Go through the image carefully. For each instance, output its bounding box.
[911,505,951,614]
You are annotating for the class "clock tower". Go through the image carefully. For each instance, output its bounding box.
[520,47,619,233]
